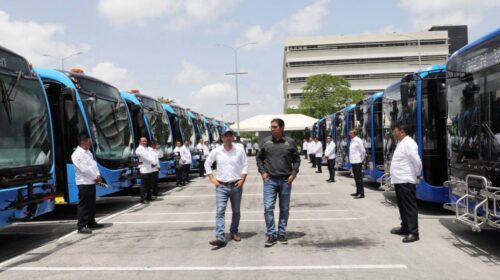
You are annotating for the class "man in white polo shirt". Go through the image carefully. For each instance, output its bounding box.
[324,136,336,183]
[349,129,366,199]
[205,128,248,247]
[71,135,104,234]
[390,124,422,243]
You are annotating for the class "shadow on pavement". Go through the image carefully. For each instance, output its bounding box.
[439,218,500,265]
[296,237,378,249]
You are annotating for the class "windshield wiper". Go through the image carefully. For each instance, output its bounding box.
[0,71,23,124]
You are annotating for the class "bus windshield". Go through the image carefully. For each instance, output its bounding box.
[78,77,133,164]
[174,107,194,147]
[0,70,52,176]
[142,97,173,156]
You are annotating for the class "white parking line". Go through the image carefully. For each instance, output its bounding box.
[164,192,331,198]
[111,217,366,224]
[124,209,354,215]
[0,264,407,271]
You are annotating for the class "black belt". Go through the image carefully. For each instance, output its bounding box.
[217,180,238,186]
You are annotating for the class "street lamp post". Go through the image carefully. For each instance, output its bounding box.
[394,33,421,70]
[43,51,83,70]
[217,42,256,136]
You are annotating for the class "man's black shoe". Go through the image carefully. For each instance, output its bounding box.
[264,236,277,247]
[78,226,92,234]
[390,227,408,235]
[353,194,365,199]
[315,171,322,173]
[88,223,104,229]
[209,239,226,247]
[140,200,150,204]
[350,193,359,196]
[277,235,288,244]
[402,234,419,243]
[326,179,332,182]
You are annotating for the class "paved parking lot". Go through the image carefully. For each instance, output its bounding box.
[1,158,499,279]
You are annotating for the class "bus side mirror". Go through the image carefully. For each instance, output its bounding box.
[400,82,409,108]
[62,87,76,104]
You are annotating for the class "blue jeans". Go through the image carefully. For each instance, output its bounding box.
[215,183,242,241]
[263,177,292,237]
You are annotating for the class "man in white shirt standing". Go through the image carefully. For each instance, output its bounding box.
[136,137,156,204]
[253,141,260,156]
[180,140,192,185]
[307,137,316,168]
[324,136,336,183]
[205,128,248,247]
[173,141,183,187]
[349,129,366,199]
[313,137,323,173]
[148,140,163,198]
[246,141,253,156]
[196,139,209,177]
[302,139,308,159]
[389,124,422,243]
[71,135,104,234]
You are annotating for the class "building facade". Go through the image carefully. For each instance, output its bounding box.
[283,30,450,109]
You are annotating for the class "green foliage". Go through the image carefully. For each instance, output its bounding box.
[297,74,364,119]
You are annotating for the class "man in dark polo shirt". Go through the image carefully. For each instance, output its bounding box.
[256,118,301,247]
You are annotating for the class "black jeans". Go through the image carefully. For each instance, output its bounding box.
[175,165,183,185]
[199,160,206,176]
[140,172,154,201]
[77,184,96,229]
[351,163,364,195]
[310,154,316,167]
[395,183,419,235]
[151,171,159,196]
[303,150,308,159]
[327,159,335,181]
[316,157,322,172]
[182,164,191,183]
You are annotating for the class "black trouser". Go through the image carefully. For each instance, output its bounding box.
[395,183,419,235]
[247,150,252,156]
[151,171,159,196]
[199,160,206,176]
[327,158,335,181]
[182,164,191,183]
[351,163,364,195]
[310,154,316,167]
[255,149,259,156]
[77,184,96,229]
[140,172,153,201]
[303,150,308,159]
[316,157,322,172]
[175,165,183,185]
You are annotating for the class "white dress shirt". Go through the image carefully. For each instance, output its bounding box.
[148,147,162,172]
[253,143,259,150]
[246,142,252,151]
[136,145,156,174]
[71,146,100,185]
[390,136,422,184]
[313,141,323,157]
[180,145,192,165]
[302,141,307,151]
[197,143,210,159]
[349,136,365,164]
[204,145,248,182]
[307,142,314,153]
[324,141,336,159]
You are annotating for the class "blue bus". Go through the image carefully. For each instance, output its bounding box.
[445,28,500,231]
[36,67,135,204]
[0,46,56,228]
[121,90,175,178]
[382,64,448,203]
[358,92,384,182]
[207,118,221,143]
[170,105,199,169]
[162,103,183,144]
[336,104,357,170]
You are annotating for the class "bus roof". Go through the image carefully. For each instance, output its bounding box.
[120,91,141,105]
[162,104,175,114]
[450,28,500,59]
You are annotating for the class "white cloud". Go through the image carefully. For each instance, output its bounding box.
[98,0,238,30]
[185,82,234,118]
[398,0,500,30]
[174,61,209,85]
[88,62,138,90]
[0,10,90,67]
[287,0,329,35]
[237,0,330,48]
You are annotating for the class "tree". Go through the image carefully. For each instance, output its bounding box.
[296,74,364,119]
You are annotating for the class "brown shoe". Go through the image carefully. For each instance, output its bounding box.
[209,239,226,247]
[231,233,241,242]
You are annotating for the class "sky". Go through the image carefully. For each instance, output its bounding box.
[1,0,499,122]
